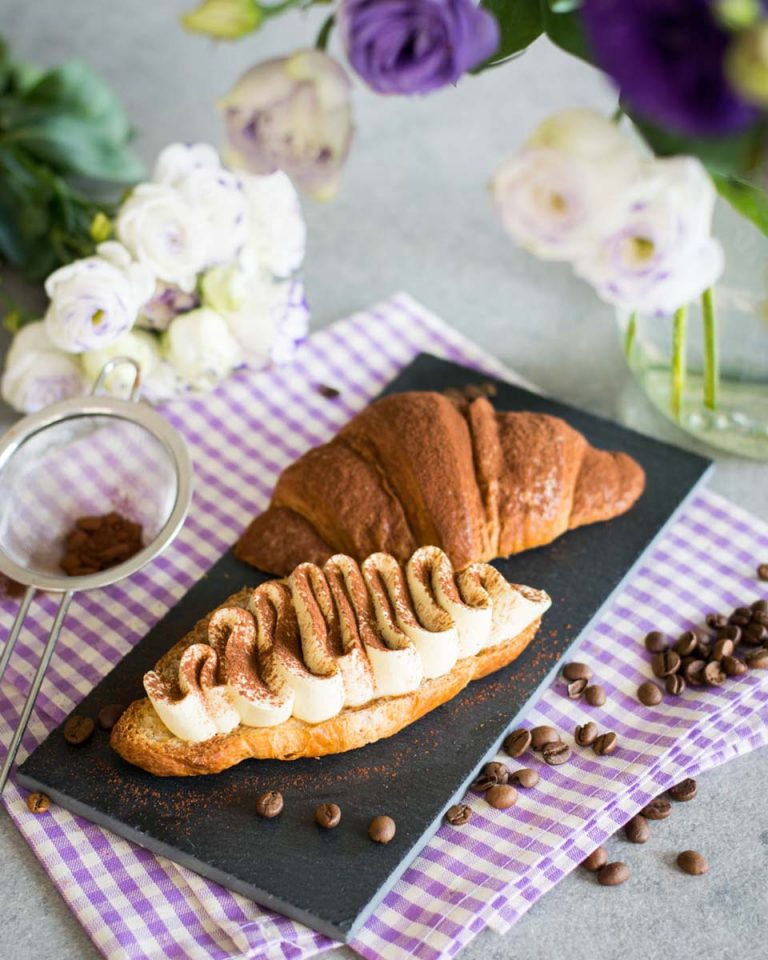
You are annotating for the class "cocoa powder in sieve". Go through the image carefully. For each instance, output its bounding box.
[61,512,143,576]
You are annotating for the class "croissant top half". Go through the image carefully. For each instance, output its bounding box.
[236,391,645,576]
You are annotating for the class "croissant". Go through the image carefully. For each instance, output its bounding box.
[235,391,645,576]
[111,547,550,775]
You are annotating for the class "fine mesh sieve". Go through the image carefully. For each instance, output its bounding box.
[0,359,193,793]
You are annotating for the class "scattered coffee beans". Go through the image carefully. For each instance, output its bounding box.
[566,678,589,699]
[668,778,697,802]
[644,631,667,653]
[510,768,539,788]
[585,684,607,706]
[503,728,531,758]
[597,861,630,886]
[255,791,284,818]
[706,612,728,629]
[730,606,753,626]
[624,814,650,844]
[581,846,608,872]
[63,714,95,746]
[683,658,706,686]
[485,784,518,809]
[746,647,768,669]
[704,661,726,686]
[665,674,685,696]
[530,725,560,751]
[722,655,748,677]
[471,762,509,792]
[711,637,734,660]
[314,803,341,829]
[26,792,50,814]
[676,850,709,876]
[97,703,125,731]
[369,815,396,843]
[638,681,662,706]
[593,732,618,756]
[574,721,599,747]
[563,662,592,682]
[317,384,340,398]
[641,797,671,820]
[651,650,681,678]
[674,631,698,657]
[542,740,571,765]
[445,804,472,826]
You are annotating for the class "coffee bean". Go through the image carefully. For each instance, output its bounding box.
[674,631,698,657]
[624,814,650,844]
[503,728,531,758]
[711,638,734,661]
[562,662,592,682]
[677,850,709,875]
[706,612,728,629]
[585,684,606,706]
[683,658,706,686]
[597,861,630,886]
[485,784,518,809]
[574,721,599,746]
[97,703,125,731]
[593,732,618,756]
[510,767,539,788]
[722,655,748,677]
[63,715,95,746]
[255,790,284,818]
[566,678,588,699]
[581,846,608,872]
[641,797,671,820]
[445,803,472,826]
[314,803,341,829]
[542,740,572,765]
[750,611,768,629]
[744,622,768,645]
[704,661,726,686]
[369,815,396,843]
[669,778,697,802]
[730,606,753,626]
[754,599,768,612]
[637,681,662,706]
[644,631,667,653]
[26,792,50,814]
[665,674,685,696]
[317,383,340,398]
[651,650,681,678]
[530,725,560,751]
[695,638,712,659]
[471,762,509,792]
[717,624,741,643]
[746,647,768,669]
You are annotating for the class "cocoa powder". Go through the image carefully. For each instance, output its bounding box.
[61,512,143,576]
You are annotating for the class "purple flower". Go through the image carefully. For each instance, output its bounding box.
[339,0,499,95]
[582,0,758,136]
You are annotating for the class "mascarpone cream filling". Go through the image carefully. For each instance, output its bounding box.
[145,548,551,742]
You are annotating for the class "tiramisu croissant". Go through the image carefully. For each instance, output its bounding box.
[235,392,645,576]
[111,547,550,776]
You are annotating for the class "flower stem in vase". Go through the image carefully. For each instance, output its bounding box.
[624,312,637,359]
[701,287,718,411]
[671,305,688,422]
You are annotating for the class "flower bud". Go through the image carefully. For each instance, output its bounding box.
[726,22,768,106]
[181,0,262,40]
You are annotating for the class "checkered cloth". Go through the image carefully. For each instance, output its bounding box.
[1,294,767,960]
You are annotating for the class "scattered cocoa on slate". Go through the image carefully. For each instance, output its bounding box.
[61,512,143,576]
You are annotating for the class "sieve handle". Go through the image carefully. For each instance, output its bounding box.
[0,590,73,796]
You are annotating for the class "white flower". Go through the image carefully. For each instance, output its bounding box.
[44,242,154,353]
[490,109,641,261]
[153,142,221,186]
[239,171,306,278]
[138,281,199,332]
[80,329,178,403]
[163,307,241,391]
[201,264,308,367]
[116,183,207,290]
[574,157,725,316]
[1,322,85,413]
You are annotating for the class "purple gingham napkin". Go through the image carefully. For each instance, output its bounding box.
[1,293,767,960]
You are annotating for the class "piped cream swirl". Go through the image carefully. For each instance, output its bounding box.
[145,548,551,742]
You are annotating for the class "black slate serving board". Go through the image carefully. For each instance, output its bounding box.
[18,354,712,942]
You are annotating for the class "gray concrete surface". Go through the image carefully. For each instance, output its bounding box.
[0,1,766,958]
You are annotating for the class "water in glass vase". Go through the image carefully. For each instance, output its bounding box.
[622,200,768,461]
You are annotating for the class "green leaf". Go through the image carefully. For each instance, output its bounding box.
[541,5,591,62]
[712,173,768,237]
[474,0,543,71]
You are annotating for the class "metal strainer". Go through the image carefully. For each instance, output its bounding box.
[0,359,193,792]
